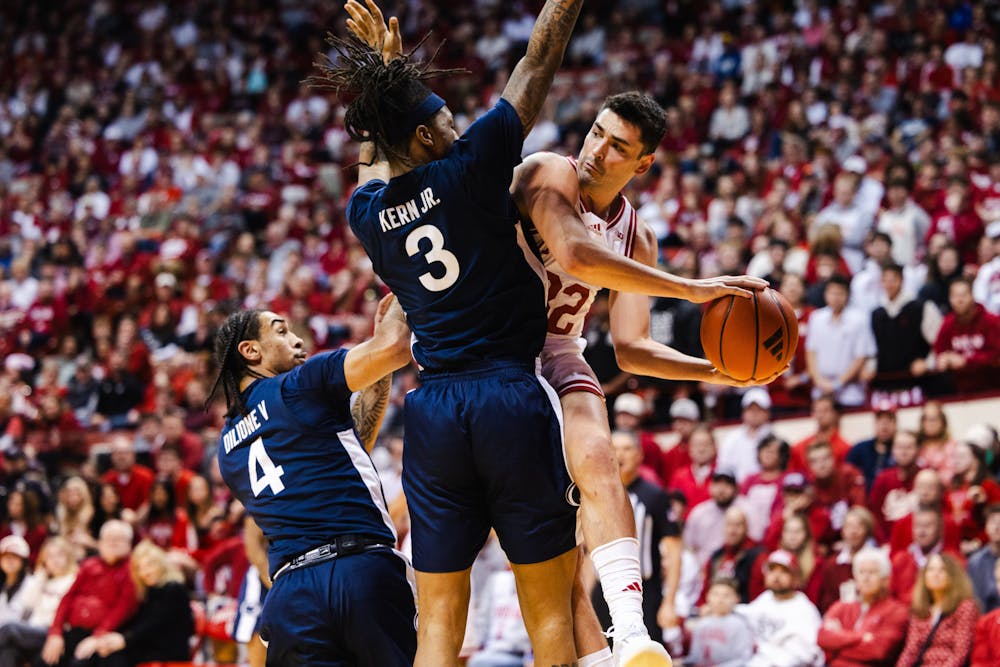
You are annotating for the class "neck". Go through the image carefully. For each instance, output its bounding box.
[239,368,274,392]
[862,591,883,605]
[772,590,795,601]
[621,472,638,487]
[580,185,622,219]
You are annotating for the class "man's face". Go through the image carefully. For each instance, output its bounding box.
[710,478,736,505]
[949,282,975,317]
[705,583,738,616]
[912,511,941,550]
[689,431,715,465]
[824,283,849,312]
[97,526,132,564]
[881,269,903,300]
[875,413,896,442]
[813,399,837,430]
[577,109,653,193]
[612,433,642,482]
[110,440,135,471]
[673,417,695,439]
[423,106,459,160]
[854,559,885,599]
[765,564,796,595]
[743,403,768,428]
[244,312,306,375]
[807,445,835,480]
[724,511,748,547]
[891,433,919,467]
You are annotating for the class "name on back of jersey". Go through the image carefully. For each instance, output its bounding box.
[378,187,441,232]
[223,400,270,454]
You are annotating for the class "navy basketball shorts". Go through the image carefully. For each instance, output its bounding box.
[233,565,267,643]
[403,361,577,572]
[259,548,416,666]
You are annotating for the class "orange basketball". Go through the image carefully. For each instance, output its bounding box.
[700,288,799,382]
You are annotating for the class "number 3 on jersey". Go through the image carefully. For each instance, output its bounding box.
[406,224,460,292]
[248,437,285,497]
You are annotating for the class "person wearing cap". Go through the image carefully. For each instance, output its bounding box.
[657,398,700,486]
[685,576,754,667]
[613,393,667,487]
[968,504,1000,613]
[972,219,1000,315]
[0,535,34,626]
[683,467,748,567]
[667,426,718,513]
[869,430,923,540]
[817,547,909,667]
[847,405,897,493]
[763,472,835,553]
[743,549,824,667]
[717,387,773,483]
[944,432,1000,553]
[932,277,1000,394]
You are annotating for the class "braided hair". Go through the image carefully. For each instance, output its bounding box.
[307,33,461,165]
[207,310,263,419]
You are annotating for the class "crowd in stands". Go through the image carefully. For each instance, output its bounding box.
[1,0,1000,664]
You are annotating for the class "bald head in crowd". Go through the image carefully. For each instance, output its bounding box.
[913,469,945,507]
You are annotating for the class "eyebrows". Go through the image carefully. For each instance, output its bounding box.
[269,318,286,329]
[593,121,633,148]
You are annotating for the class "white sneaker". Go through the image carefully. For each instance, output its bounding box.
[613,628,673,667]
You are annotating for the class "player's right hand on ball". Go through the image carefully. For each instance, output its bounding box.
[687,275,769,302]
[708,363,789,387]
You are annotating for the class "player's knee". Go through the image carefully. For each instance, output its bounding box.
[569,434,617,484]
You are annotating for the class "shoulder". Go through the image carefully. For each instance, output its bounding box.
[513,152,577,194]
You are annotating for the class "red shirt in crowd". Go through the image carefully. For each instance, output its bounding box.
[927,207,984,266]
[810,463,867,514]
[933,303,1000,394]
[48,555,137,636]
[945,477,1000,544]
[868,465,919,541]
[890,546,965,605]
[790,430,853,472]
[668,464,713,513]
[101,464,155,511]
[897,599,979,667]
[971,608,1000,667]
[818,595,909,667]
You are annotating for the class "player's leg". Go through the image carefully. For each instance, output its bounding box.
[508,548,578,665]
[413,569,472,667]
[572,547,614,667]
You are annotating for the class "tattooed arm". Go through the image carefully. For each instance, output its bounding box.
[351,374,392,453]
[501,0,584,136]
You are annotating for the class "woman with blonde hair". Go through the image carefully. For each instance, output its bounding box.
[55,477,97,555]
[897,553,979,667]
[0,536,78,667]
[750,513,825,603]
[76,540,194,664]
[917,400,956,483]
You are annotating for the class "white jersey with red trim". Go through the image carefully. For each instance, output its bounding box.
[519,157,640,340]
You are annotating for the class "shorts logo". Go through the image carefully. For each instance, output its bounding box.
[763,327,784,361]
[565,483,581,507]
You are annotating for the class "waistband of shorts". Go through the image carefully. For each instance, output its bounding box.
[272,535,391,581]
[418,359,535,381]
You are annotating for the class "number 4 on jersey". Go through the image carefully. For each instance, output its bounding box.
[248,437,285,497]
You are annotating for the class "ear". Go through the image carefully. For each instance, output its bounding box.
[634,153,656,177]
[236,340,260,364]
[415,124,434,149]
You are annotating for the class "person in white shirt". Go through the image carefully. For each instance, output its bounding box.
[815,170,873,273]
[849,232,894,316]
[683,469,749,567]
[805,275,877,407]
[717,388,773,484]
[743,550,824,667]
[708,84,750,143]
[973,221,1000,315]
[877,178,931,268]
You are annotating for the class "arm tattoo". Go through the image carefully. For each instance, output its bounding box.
[352,374,392,452]
[503,0,583,134]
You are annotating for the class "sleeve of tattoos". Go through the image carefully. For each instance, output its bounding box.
[351,374,392,453]
[501,0,584,136]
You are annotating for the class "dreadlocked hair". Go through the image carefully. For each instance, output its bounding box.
[306,33,463,165]
[207,310,263,419]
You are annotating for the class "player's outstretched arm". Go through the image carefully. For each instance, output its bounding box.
[514,153,759,299]
[608,223,786,386]
[343,294,411,392]
[501,0,584,136]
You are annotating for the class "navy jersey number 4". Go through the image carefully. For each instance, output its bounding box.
[348,99,548,372]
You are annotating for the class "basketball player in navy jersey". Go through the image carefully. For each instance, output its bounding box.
[211,294,415,666]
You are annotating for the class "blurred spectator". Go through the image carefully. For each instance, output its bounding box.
[849,233,894,316]
[764,472,836,554]
[667,426,716,512]
[0,488,48,564]
[946,434,1000,554]
[878,178,931,269]
[771,273,814,412]
[0,535,33,624]
[0,537,77,667]
[717,388,772,483]
[968,504,1000,613]
[160,410,204,472]
[972,221,1000,314]
[932,277,1000,394]
[814,172,872,273]
[897,553,979,667]
[99,435,153,514]
[80,540,194,665]
[805,275,876,407]
[685,577,754,667]
[816,507,877,614]
[743,549,824,667]
[817,547,909,667]
[754,513,825,604]
[140,480,194,553]
[869,430,922,540]
[154,445,195,506]
[700,506,762,605]
[656,398,699,485]
[683,468,746,567]
[41,520,137,667]
[805,441,867,533]
[740,435,790,542]
[916,401,958,483]
[790,395,852,471]
[847,407,897,493]
[971,559,1000,667]
[889,469,963,557]
[871,262,942,401]
[54,477,96,557]
[927,177,984,267]
[891,507,964,605]
[93,350,143,431]
[610,393,664,486]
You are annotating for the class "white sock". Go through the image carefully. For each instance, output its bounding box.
[578,647,614,667]
[590,537,646,639]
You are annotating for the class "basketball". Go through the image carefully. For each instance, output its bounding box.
[700,288,799,382]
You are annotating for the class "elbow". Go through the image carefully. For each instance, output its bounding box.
[614,344,641,374]
[558,238,596,282]
[390,336,412,370]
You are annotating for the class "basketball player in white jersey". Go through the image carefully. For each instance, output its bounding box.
[512,92,786,667]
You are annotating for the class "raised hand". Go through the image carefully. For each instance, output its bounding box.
[345,0,402,63]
